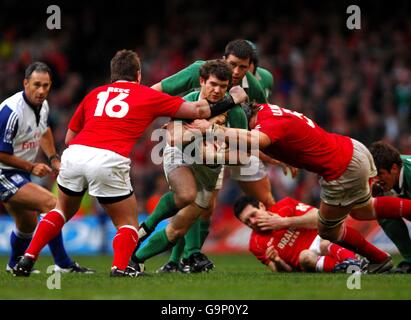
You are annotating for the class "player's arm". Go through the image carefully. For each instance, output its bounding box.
[65,99,85,145]
[265,246,293,272]
[65,129,78,145]
[259,151,298,178]
[256,208,318,231]
[151,61,202,94]
[174,86,248,120]
[40,127,60,171]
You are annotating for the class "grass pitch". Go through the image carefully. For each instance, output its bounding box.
[0,253,410,300]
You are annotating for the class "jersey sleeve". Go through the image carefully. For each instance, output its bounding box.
[149,89,185,118]
[161,61,203,95]
[247,73,268,104]
[68,99,86,133]
[254,106,283,143]
[249,232,270,265]
[227,105,248,129]
[0,106,18,154]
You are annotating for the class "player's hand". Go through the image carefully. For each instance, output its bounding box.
[256,213,289,231]
[229,86,248,104]
[31,163,52,177]
[265,246,293,272]
[209,112,228,125]
[264,158,298,178]
[185,119,212,134]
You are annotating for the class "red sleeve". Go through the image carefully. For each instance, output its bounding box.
[254,105,283,143]
[68,99,85,133]
[146,88,184,118]
[249,232,270,265]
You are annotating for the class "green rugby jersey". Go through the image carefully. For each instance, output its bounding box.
[255,67,273,101]
[183,91,248,129]
[398,155,411,198]
[161,60,267,104]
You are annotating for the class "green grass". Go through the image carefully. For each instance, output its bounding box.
[0,254,410,300]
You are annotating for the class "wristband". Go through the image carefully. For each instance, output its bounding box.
[208,95,235,118]
[48,154,60,163]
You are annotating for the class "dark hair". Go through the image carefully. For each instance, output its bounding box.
[110,49,141,82]
[224,39,254,62]
[233,195,260,219]
[369,141,402,171]
[24,62,52,80]
[199,59,232,84]
[246,40,259,74]
[242,102,260,122]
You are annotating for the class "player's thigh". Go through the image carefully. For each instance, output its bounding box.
[7,182,56,213]
[55,187,84,221]
[349,200,375,220]
[199,190,218,220]
[100,194,138,229]
[168,166,197,200]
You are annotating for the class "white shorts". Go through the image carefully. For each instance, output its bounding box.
[229,155,267,182]
[308,235,322,255]
[57,145,132,198]
[320,139,377,208]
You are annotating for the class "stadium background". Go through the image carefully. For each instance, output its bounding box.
[0,0,410,256]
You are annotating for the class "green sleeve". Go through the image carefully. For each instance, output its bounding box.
[227,105,248,129]
[246,72,268,104]
[256,67,274,100]
[401,155,411,198]
[161,61,205,96]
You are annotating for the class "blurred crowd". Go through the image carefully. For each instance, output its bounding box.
[1,0,411,216]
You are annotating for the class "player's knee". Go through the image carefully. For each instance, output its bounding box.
[299,250,317,271]
[41,195,57,212]
[319,240,331,254]
[175,189,197,207]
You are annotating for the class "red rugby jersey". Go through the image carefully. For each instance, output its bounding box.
[249,197,318,269]
[68,81,184,157]
[254,104,353,181]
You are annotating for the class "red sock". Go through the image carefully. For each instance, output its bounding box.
[316,256,338,272]
[338,225,389,263]
[373,196,411,219]
[327,243,356,262]
[112,226,139,270]
[25,210,65,260]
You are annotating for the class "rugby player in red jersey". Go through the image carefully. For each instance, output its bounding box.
[13,50,247,277]
[234,196,364,273]
[190,102,411,273]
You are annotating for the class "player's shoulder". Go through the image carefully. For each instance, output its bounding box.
[183,91,200,101]
[256,67,273,82]
[0,92,25,119]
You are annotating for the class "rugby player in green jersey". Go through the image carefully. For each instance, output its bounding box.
[130,60,250,272]
[369,141,411,273]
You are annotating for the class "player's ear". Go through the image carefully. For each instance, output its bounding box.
[136,70,142,83]
[199,77,206,86]
[23,78,29,88]
[259,202,266,210]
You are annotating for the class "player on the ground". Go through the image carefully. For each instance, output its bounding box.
[233,195,366,273]
[369,141,411,273]
[12,50,248,277]
[189,102,411,273]
[0,62,93,274]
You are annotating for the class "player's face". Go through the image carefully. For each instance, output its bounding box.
[239,203,270,231]
[23,71,52,106]
[375,165,400,192]
[200,75,229,103]
[225,54,250,86]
